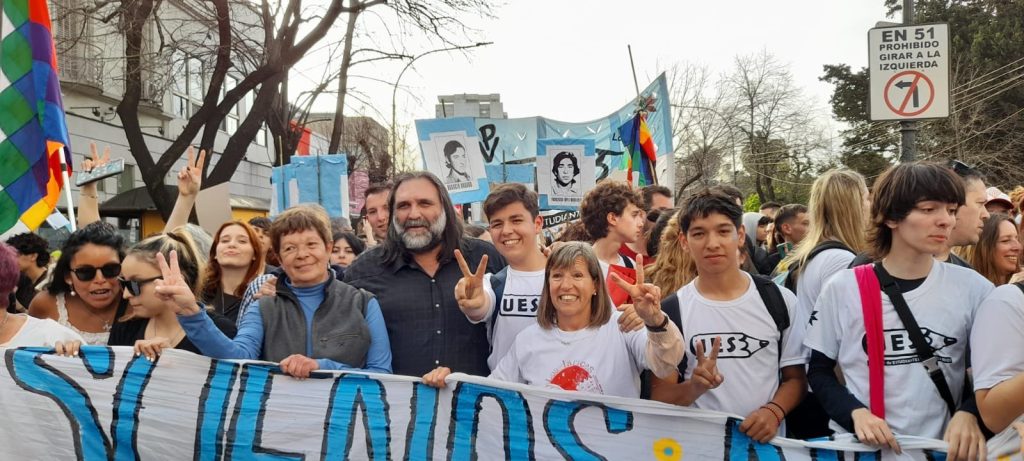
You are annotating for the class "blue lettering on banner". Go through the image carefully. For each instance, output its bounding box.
[809,447,845,460]
[320,374,391,460]
[404,383,439,461]
[195,360,240,461]
[6,347,112,460]
[854,451,880,461]
[724,417,783,460]
[924,450,948,461]
[447,381,534,461]
[110,354,157,461]
[81,346,114,378]
[543,400,634,460]
[225,364,303,460]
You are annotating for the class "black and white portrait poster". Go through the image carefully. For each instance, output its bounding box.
[537,138,595,210]
[415,118,489,203]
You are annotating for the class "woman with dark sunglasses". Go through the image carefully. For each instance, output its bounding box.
[28,222,127,345]
[106,227,235,359]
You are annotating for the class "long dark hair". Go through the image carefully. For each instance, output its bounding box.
[49,222,126,295]
[381,172,465,266]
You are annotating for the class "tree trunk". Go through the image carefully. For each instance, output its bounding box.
[327,4,361,155]
[208,71,286,186]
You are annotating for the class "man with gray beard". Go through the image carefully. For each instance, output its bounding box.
[344,172,505,376]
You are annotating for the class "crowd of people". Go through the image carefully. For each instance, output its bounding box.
[2,150,1024,459]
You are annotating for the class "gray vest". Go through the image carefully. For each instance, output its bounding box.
[258,275,374,367]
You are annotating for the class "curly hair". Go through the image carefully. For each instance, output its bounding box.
[49,222,126,296]
[579,180,642,240]
[5,233,51,267]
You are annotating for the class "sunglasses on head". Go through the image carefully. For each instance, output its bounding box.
[948,160,975,177]
[118,276,162,296]
[71,263,122,281]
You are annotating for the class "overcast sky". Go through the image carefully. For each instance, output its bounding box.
[290,1,893,142]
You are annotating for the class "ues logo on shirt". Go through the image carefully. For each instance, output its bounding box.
[499,294,540,318]
[859,328,957,366]
[690,333,770,359]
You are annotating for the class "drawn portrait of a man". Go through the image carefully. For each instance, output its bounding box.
[442,140,471,184]
[550,151,580,196]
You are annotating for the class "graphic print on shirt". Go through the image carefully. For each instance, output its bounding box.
[859,328,957,366]
[499,293,540,318]
[548,360,603,394]
[691,333,770,359]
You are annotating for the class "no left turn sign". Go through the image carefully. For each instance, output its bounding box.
[883,71,935,117]
[868,23,950,121]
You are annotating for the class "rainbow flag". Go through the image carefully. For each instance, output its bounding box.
[617,112,657,187]
[0,0,72,237]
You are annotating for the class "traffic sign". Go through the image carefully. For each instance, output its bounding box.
[868,23,949,121]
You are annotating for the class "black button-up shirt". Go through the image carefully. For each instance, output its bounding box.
[343,238,506,376]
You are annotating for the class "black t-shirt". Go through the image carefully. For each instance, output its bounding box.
[108,311,237,354]
[14,270,46,312]
[210,291,242,324]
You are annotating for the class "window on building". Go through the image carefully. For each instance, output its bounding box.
[220,76,240,135]
[118,164,135,193]
[479,101,491,118]
[171,53,206,119]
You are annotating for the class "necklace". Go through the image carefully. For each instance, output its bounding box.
[76,299,114,332]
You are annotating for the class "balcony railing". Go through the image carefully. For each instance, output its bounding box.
[58,54,103,90]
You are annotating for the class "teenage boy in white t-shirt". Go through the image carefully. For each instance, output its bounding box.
[650,190,808,443]
[805,162,992,460]
[579,180,645,279]
[454,183,548,370]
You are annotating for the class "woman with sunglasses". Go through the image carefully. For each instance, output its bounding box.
[108,228,236,359]
[29,222,127,345]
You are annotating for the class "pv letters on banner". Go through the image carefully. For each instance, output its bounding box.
[1,346,1019,460]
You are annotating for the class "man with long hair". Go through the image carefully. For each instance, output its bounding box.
[344,172,506,376]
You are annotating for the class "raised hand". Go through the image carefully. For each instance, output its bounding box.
[154,250,200,316]
[362,216,377,247]
[177,146,206,197]
[851,408,901,454]
[609,254,663,326]
[454,249,489,312]
[690,337,724,395]
[83,143,110,173]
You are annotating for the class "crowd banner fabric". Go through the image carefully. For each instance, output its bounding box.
[270,154,350,218]
[414,73,674,191]
[415,117,490,204]
[0,0,73,238]
[536,138,595,211]
[5,346,1022,460]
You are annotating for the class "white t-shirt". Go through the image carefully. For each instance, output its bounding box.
[0,315,84,348]
[674,272,807,418]
[795,248,855,326]
[490,318,649,398]
[971,284,1024,391]
[479,268,546,371]
[805,261,993,439]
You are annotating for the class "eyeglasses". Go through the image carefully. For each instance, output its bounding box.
[71,263,122,281]
[118,276,162,297]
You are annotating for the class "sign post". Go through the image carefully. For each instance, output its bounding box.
[868,22,950,160]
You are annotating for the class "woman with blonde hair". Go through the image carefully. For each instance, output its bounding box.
[778,169,870,440]
[107,227,236,359]
[645,213,697,296]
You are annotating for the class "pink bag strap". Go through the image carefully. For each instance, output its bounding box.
[854,264,885,419]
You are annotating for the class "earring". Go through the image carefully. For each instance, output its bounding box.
[70,289,76,297]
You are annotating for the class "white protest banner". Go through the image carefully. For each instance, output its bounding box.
[2,346,1020,460]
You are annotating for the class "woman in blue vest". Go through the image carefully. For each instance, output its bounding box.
[170,205,392,377]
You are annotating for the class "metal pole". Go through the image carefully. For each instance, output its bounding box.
[899,0,917,162]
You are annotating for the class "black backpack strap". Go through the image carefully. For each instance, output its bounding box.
[486,267,510,348]
[752,274,790,365]
[786,240,854,291]
[873,264,957,416]
[621,255,635,269]
[1015,282,1024,296]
